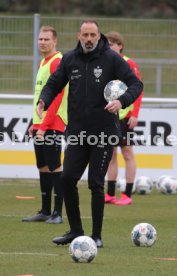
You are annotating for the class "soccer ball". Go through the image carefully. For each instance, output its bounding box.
[104,80,127,102]
[135,176,153,195]
[156,175,171,190]
[131,222,157,247]
[117,177,126,192]
[158,176,177,194]
[69,236,97,263]
[116,177,136,193]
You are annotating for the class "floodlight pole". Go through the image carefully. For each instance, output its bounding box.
[33,14,40,94]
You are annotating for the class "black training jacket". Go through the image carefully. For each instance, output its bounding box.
[39,34,143,137]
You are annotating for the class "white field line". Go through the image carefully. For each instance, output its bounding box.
[0,251,58,256]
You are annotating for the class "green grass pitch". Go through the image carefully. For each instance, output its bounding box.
[0,179,177,276]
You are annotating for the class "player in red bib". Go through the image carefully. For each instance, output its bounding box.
[105,31,144,205]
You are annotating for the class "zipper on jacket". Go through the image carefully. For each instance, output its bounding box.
[85,62,88,98]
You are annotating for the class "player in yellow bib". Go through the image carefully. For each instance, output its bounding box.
[22,26,68,223]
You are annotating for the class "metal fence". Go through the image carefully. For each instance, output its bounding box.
[0,15,177,97]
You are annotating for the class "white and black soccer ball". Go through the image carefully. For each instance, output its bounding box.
[69,236,97,263]
[131,222,157,247]
[135,176,153,195]
[117,177,126,192]
[104,80,127,102]
[116,177,136,194]
[158,176,177,194]
[156,175,171,191]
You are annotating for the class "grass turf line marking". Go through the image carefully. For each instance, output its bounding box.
[0,251,58,257]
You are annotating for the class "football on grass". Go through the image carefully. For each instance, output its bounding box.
[104,80,127,102]
[158,175,177,194]
[135,176,153,195]
[131,222,157,247]
[69,236,97,263]
[156,175,170,191]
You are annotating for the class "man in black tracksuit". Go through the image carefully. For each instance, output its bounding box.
[37,19,143,248]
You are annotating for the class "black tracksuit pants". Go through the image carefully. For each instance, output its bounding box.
[61,140,113,238]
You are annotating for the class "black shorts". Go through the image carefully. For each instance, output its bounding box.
[33,129,63,171]
[117,118,135,147]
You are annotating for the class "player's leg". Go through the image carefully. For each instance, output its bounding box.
[116,119,136,205]
[105,119,128,205]
[52,142,89,245]
[105,147,118,204]
[44,130,63,224]
[88,142,113,247]
[122,145,136,197]
[22,130,52,222]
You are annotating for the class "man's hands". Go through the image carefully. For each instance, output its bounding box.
[36,99,45,119]
[104,100,122,113]
[28,125,45,140]
[105,101,138,128]
[127,116,138,129]
[36,129,46,140]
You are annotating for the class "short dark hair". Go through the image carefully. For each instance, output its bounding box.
[39,26,57,39]
[79,19,100,32]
